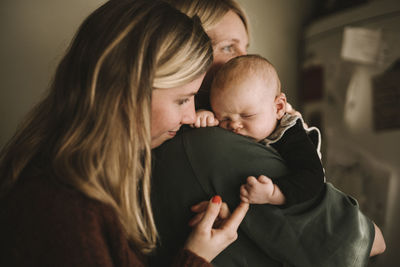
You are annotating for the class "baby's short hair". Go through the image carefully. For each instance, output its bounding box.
[211,54,281,96]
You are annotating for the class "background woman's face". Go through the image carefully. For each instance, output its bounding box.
[150,75,205,148]
[207,10,249,72]
[197,10,249,107]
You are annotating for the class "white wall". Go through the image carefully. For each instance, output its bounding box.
[236,0,315,107]
[0,0,106,148]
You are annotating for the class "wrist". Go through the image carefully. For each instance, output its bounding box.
[178,248,211,265]
[270,184,286,205]
[183,245,213,263]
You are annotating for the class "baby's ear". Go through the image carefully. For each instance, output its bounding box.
[275,93,287,119]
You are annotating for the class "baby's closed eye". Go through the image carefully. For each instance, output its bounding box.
[241,113,256,118]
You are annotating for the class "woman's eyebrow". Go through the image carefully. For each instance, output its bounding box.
[180,91,198,97]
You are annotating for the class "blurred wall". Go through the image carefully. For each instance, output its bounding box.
[0,0,106,148]
[236,0,315,108]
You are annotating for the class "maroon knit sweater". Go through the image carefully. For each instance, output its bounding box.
[0,175,211,267]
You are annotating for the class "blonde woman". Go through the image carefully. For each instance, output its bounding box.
[0,0,249,266]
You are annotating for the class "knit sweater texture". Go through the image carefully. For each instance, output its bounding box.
[0,174,210,267]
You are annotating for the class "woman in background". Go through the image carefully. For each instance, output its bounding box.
[164,0,249,110]
[0,1,249,266]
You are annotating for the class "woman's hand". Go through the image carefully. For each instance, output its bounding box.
[188,198,231,227]
[184,196,249,262]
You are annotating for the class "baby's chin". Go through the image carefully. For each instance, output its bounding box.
[250,133,270,142]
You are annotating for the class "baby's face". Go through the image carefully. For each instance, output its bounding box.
[211,76,279,142]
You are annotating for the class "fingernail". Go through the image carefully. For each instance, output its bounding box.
[212,195,222,204]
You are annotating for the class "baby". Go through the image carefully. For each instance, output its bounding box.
[195,54,325,206]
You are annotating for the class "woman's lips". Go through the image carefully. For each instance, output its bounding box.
[168,131,177,137]
[168,126,180,137]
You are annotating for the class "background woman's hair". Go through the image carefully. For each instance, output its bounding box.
[164,0,249,36]
[0,0,212,254]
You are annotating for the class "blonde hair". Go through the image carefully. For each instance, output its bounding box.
[165,0,249,36]
[211,54,281,98]
[0,0,212,254]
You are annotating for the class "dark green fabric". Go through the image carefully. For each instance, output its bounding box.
[151,127,374,267]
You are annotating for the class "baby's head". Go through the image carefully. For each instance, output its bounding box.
[210,54,286,141]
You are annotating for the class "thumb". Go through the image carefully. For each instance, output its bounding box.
[197,195,222,231]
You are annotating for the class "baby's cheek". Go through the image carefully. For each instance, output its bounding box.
[249,122,270,140]
[245,121,259,133]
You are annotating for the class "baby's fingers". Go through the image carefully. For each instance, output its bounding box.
[207,116,219,126]
[258,175,272,184]
[246,176,258,187]
[200,116,208,127]
[240,185,248,195]
[194,116,202,128]
[240,185,249,203]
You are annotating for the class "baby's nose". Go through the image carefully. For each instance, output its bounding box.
[229,121,242,131]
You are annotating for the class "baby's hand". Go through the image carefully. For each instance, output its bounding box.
[240,175,285,205]
[192,109,219,128]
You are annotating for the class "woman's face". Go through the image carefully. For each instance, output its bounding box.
[151,74,205,148]
[196,10,248,108]
[207,10,249,72]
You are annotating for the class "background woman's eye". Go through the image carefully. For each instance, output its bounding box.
[222,45,233,53]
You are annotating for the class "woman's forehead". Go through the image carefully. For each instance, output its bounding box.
[207,10,248,45]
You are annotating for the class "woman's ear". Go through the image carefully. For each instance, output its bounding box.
[275,93,287,119]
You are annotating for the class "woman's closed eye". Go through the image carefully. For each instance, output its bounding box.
[176,98,190,105]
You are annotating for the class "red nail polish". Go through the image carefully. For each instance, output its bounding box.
[212,195,222,204]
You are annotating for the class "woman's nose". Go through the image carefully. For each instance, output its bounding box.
[181,101,196,125]
[237,47,247,56]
